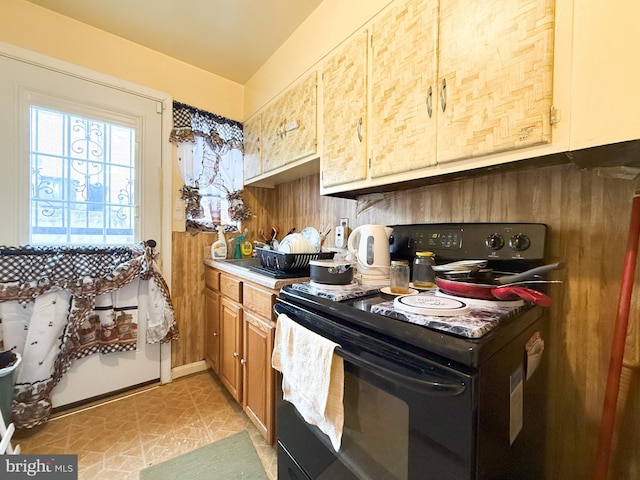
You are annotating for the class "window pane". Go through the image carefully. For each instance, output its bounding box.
[29,106,136,245]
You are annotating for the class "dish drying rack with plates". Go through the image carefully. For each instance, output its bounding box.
[250,248,335,278]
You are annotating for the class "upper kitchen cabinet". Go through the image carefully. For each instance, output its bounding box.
[320,0,559,197]
[568,0,640,151]
[436,0,555,163]
[369,0,438,178]
[262,72,318,173]
[243,113,262,181]
[244,71,320,189]
[321,30,369,188]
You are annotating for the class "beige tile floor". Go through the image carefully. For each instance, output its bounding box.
[13,370,277,480]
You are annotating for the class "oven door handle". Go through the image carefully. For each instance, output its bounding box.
[336,347,466,396]
[274,301,467,396]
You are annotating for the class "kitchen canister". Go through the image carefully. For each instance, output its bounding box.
[390,260,411,294]
[413,251,436,288]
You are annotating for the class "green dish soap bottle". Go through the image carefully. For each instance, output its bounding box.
[234,235,244,259]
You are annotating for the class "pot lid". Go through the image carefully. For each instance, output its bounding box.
[393,294,471,317]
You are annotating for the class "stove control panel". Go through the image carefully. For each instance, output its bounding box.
[389,223,547,262]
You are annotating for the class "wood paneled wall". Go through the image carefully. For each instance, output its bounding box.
[171,162,640,479]
[170,186,277,368]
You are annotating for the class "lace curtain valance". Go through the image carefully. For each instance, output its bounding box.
[170,101,250,233]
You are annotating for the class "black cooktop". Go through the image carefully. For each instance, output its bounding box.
[278,285,542,369]
[276,222,550,369]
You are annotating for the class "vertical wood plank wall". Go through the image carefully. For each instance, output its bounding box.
[171,162,640,479]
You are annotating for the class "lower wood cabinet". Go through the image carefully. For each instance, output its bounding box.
[204,267,276,444]
[219,296,243,402]
[204,268,220,374]
[204,287,220,373]
[243,310,275,441]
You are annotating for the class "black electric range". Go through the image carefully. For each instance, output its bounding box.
[274,223,552,480]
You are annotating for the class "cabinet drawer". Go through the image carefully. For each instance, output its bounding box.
[220,273,242,302]
[204,267,220,290]
[243,283,275,319]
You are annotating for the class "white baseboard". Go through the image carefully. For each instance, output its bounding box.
[170,360,209,380]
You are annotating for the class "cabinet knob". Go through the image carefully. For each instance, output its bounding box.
[212,332,218,337]
[233,352,239,358]
[240,358,246,365]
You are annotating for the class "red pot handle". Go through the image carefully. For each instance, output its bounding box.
[492,286,552,306]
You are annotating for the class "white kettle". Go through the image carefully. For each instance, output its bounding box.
[347,224,393,278]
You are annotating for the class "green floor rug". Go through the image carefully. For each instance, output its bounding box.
[139,430,268,480]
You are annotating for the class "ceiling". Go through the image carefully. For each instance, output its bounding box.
[25,0,324,84]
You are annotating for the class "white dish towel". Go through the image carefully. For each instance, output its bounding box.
[272,313,344,451]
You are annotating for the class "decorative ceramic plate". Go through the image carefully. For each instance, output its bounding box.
[309,280,358,290]
[409,282,436,291]
[431,260,487,272]
[394,294,471,316]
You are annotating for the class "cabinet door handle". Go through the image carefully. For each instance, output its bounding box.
[439,78,447,112]
[356,117,363,142]
[240,358,246,365]
[233,352,239,358]
[426,86,433,118]
[212,332,218,337]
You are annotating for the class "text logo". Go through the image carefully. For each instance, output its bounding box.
[1,455,78,479]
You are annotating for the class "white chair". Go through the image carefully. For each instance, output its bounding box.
[0,352,21,454]
[0,411,20,454]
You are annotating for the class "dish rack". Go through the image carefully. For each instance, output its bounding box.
[256,248,334,272]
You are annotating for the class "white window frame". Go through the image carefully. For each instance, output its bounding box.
[28,100,140,245]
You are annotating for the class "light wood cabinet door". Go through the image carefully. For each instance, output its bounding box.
[436,0,555,163]
[219,297,243,402]
[243,113,261,181]
[204,287,220,374]
[262,72,318,172]
[370,0,438,178]
[321,30,369,188]
[242,311,275,444]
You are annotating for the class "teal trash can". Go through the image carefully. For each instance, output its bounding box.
[0,352,21,424]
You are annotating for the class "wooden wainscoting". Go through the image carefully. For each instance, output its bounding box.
[171,231,213,367]
[170,186,276,368]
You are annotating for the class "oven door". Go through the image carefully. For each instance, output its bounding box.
[274,300,477,480]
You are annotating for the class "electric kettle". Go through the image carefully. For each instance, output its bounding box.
[347,224,393,278]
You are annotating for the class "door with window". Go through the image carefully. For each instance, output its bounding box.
[0,51,165,408]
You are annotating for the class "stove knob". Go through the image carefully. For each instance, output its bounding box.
[509,233,531,251]
[485,233,504,250]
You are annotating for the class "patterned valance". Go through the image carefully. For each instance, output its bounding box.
[0,242,179,429]
[169,101,250,231]
[170,101,243,148]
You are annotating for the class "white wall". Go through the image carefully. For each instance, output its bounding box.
[243,0,393,118]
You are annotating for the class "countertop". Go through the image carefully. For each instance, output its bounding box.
[204,258,309,290]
